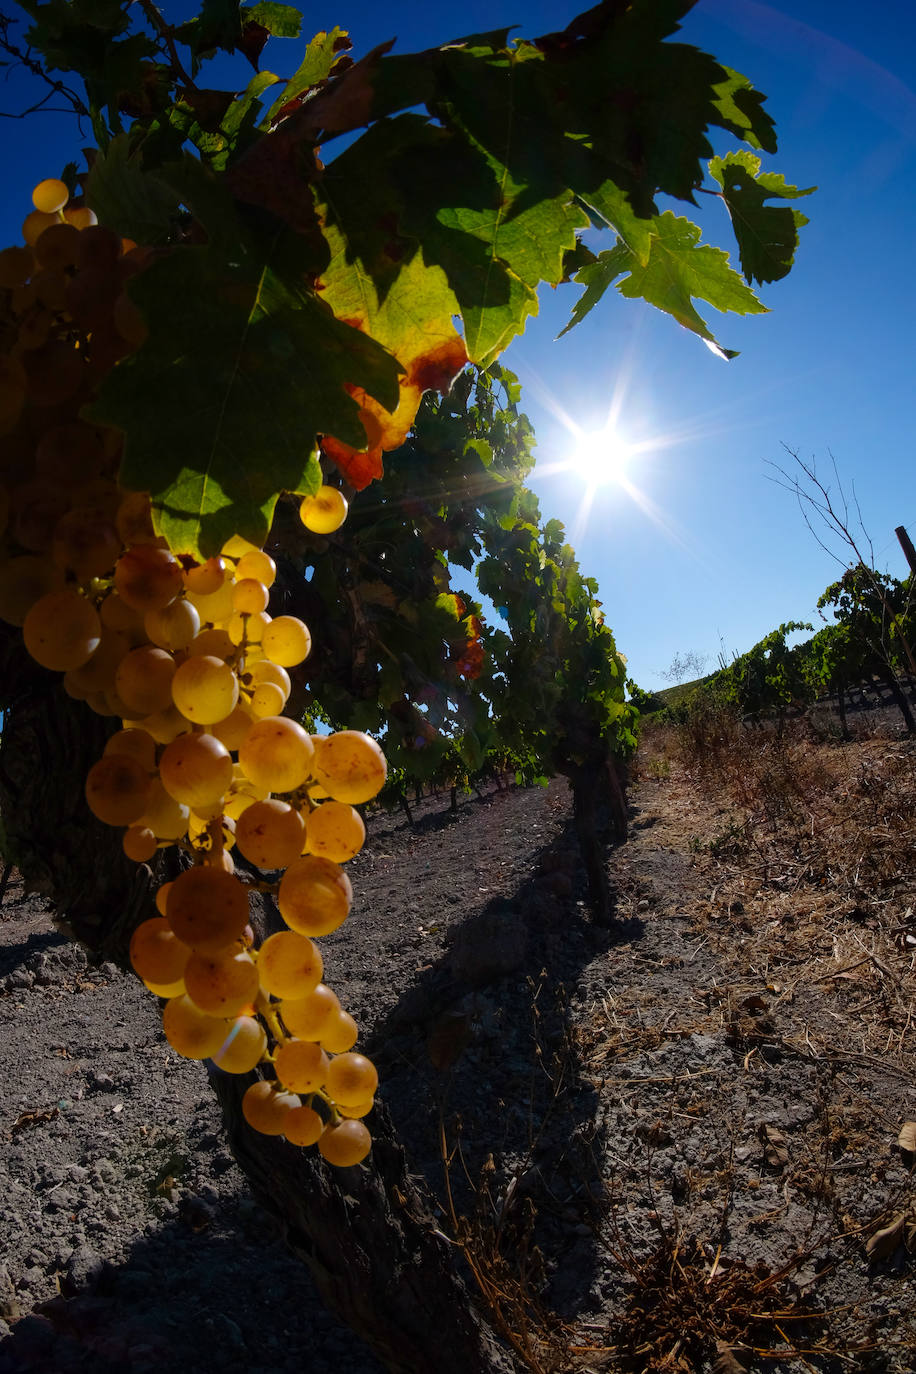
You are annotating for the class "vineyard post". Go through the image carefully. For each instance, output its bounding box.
[896,525,916,577]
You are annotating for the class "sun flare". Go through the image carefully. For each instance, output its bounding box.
[569,426,632,487]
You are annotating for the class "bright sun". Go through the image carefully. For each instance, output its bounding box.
[569,427,632,487]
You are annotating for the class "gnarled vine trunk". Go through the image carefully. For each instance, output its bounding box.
[0,625,517,1374]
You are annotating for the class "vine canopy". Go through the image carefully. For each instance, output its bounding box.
[12,0,813,557]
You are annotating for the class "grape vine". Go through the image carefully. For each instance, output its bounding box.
[0,0,808,1268]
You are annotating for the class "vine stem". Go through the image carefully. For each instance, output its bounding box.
[134,0,200,94]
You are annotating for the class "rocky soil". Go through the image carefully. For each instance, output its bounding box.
[2,716,915,1373]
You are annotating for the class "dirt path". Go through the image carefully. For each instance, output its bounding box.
[1,747,915,1372]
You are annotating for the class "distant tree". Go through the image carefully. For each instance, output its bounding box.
[660,649,709,686]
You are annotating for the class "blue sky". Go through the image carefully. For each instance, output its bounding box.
[3,1,915,689]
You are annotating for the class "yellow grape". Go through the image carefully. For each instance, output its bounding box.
[223,789,259,821]
[235,799,306,870]
[184,557,226,596]
[99,592,146,639]
[304,800,365,863]
[144,976,186,998]
[115,545,183,613]
[0,555,66,627]
[162,995,228,1060]
[155,882,172,916]
[23,589,101,671]
[249,681,287,718]
[232,578,269,614]
[144,597,200,651]
[186,578,236,625]
[278,855,352,937]
[300,486,348,535]
[138,779,190,840]
[85,753,151,826]
[211,1016,267,1074]
[283,1104,324,1146]
[159,732,233,809]
[63,205,97,229]
[312,731,387,805]
[188,626,235,660]
[171,654,239,724]
[166,865,250,952]
[326,1052,378,1107]
[66,628,129,695]
[51,506,121,582]
[247,659,291,694]
[211,701,255,752]
[123,825,158,862]
[337,1098,374,1121]
[241,1080,300,1135]
[235,550,276,586]
[104,728,157,771]
[32,177,69,213]
[129,916,190,985]
[257,930,323,1000]
[22,209,59,246]
[280,983,341,1041]
[134,705,192,746]
[320,1009,359,1054]
[34,221,80,270]
[318,1120,371,1167]
[261,615,311,667]
[238,717,313,792]
[274,1039,329,1093]
[183,949,259,1017]
[115,644,177,716]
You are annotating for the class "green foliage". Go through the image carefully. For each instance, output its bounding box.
[13,0,810,558]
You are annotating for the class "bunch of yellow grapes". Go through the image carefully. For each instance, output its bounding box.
[1,178,384,1167]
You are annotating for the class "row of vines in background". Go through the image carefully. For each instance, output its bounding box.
[653,562,916,736]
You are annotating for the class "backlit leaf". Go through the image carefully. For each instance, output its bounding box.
[89,241,402,558]
[563,212,766,356]
[709,150,815,285]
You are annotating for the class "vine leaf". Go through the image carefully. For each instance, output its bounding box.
[85,134,182,246]
[396,120,589,366]
[88,243,402,558]
[318,127,469,487]
[262,25,348,125]
[561,212,765,356]
[709,150,815,285]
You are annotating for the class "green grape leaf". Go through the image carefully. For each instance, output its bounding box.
[242,3,302,38]
[85,132,181,245]
[709,150,815,285]
[88,242,403,558]
[174,0,243,64]
[563,212,766,356]
[263,26,349,125]
[557,243,631,339]
[710,66,777,153]
[394,119,589,366]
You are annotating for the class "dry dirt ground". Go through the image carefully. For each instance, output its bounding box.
[1,712,915,1374]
